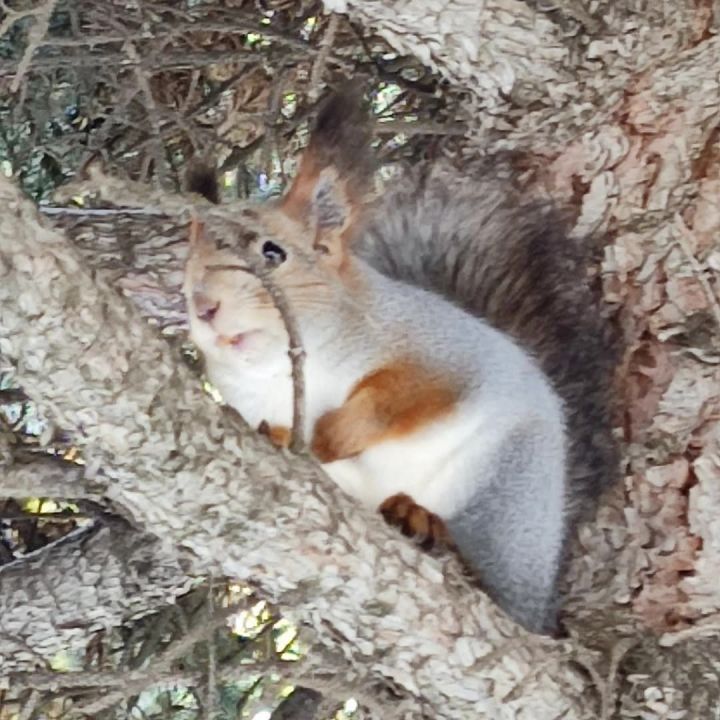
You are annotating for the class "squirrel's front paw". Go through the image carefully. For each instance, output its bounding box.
[379,493,451,550]
[258,421,291,449]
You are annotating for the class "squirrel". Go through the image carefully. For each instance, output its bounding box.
[182,90,620,635]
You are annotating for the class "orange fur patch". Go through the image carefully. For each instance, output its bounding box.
[281,155,322,222]
[311,360,459,463]
[258,421,291,449]
[189,215,201,244]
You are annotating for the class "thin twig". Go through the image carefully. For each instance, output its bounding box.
[263,71,287,182]
[569,637,636,720]
[309,14,340,102]
[215,255,308,453]
[600,638,636,720]
[674,213,720,331]
[375,119,468,136]
[124,41,167,188]
[17,689,40,720]
[0,49,260,75]
[205,579,218,720]
[254,268,307,453]
[12,667,200,694]
[9,0,58,93]
[39,206,171,217]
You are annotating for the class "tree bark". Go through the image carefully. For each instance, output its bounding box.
[325,0,714,150]
[0,521,191,671]
[1,455,100,499]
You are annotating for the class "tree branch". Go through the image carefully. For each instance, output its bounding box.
[0,522,192,672]
[0,457,98,499]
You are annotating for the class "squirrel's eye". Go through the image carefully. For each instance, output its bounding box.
[262,240,287,265]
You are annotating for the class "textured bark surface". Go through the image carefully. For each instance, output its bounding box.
[0,177,596,718]
[0,521,192,670]
[39,206,191,336]
[556,32,720,635]
[324,0,714,150]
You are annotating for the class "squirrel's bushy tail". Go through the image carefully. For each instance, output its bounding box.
[357,163,621,512]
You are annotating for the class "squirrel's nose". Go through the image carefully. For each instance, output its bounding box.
[193,292,219,323]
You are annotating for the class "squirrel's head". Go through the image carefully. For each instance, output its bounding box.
[184,89,375,366]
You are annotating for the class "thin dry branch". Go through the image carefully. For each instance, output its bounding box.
[17,689,40,720]
[190,238,308,452]
[124,41,168,187]
[1,0,57,92]
[309,13,341,101]
[253,266,307,453]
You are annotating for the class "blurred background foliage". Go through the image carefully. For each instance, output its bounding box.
[0,0,467,202]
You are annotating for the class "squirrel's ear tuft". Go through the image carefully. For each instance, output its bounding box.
[281,87,375,257]
[309,87,375,186]
[185,161,220,204]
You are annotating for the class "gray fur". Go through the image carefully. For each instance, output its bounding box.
[446,424,564,634]
[316,257,569,634]
[357,164,620,510]
[355,162,620,633]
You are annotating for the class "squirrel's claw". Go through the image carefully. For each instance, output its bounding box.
[379,493,452,551]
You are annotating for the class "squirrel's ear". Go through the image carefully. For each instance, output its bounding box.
[188,215,213,255]
[309,166,357,260]
[280,88,374,260]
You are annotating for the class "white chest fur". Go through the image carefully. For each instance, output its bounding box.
[201,331,360,443]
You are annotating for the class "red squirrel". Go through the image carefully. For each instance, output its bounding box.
[183,90,619,634]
